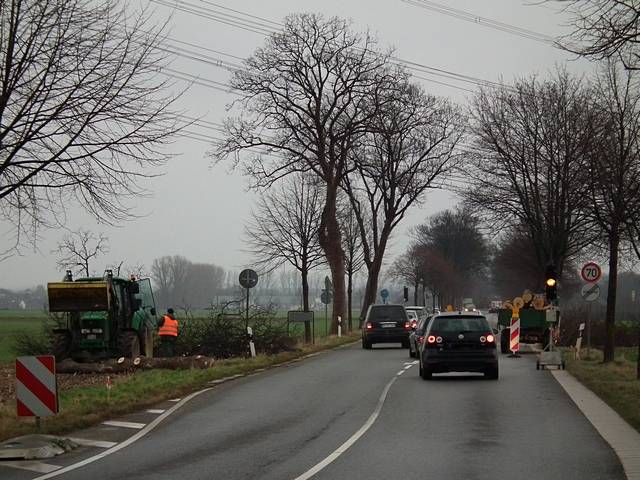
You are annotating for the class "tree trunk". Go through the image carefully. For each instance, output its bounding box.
[56,356,215,373]
[360,234,390,319]
[301,267,311,343]
[604,230,619,363]
[413,284,418,305]
[318,184,346,334]
[347,270,353,332]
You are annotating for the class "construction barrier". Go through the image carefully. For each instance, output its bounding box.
[16,355,58,417]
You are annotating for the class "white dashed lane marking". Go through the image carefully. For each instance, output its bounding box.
[102,420,145,429]
[146,409,166,414]
[0,461,61,473]
[168,398,181,402]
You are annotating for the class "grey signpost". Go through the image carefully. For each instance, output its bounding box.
[581,279,600,355]
[239,269,258,325]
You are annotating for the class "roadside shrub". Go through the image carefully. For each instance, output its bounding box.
[174,303,298,358]
[559,305,639,348]
[11,330,52,356]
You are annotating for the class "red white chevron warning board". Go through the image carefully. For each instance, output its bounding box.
[16,355,58,417]
[509,313,520,353]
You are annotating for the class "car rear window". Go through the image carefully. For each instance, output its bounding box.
[430,316,490,332]
[369,305,406,320]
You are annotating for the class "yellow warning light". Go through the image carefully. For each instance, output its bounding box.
[546,278,556,287]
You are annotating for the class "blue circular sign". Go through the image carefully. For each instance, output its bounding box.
[380,288,389,299]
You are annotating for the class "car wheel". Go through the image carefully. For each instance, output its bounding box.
[362,338,372,350]
[401,339,410,349]
[409,345,415,358]
[485,366,499,380]
[420,363,432,380]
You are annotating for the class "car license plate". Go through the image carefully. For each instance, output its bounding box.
[381,322,395,328]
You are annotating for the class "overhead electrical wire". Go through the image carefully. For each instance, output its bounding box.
[150,0,513,94]
[401,0,557,45]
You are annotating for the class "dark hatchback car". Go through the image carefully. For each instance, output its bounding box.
[362,304,411,349]
[408,314,431,358]
[418,312,498,380]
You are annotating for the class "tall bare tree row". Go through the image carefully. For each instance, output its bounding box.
[216,14,464,330]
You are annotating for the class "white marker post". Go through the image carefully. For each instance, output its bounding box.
[338,316,342,338]
[247,326,256,358]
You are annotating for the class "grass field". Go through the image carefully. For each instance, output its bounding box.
[564,347,640,434]
[0,310,49,363]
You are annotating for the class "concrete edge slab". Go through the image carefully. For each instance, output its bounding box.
[551,369,640,480]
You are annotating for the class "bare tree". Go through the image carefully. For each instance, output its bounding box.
[215,13,396,333]
[245,173,325,342]
[558,1,640,70]
[151,255,190,308]
[54,229,109,277]
[588,60,640,362]
[344,76,464,319]
[0,0,182,254]
[464,69,600,282]
[412,208,491,308]
[340,203,366,331]
[392,247,424,305]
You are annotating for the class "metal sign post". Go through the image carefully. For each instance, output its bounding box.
[581,282,600,357]
[239,269,258,327]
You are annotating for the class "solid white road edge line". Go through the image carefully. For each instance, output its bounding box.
[31,387,212,480]
[292,374,399,480]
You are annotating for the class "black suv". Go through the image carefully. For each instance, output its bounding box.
[418,312,498,379]
[362,304,411,349]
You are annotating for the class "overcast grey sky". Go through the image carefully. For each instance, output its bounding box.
[0,0,593,289]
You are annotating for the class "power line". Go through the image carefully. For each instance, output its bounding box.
[150,0,513,94]
[401,0,557,45]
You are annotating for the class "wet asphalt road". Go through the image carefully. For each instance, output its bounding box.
[1,343,625,480]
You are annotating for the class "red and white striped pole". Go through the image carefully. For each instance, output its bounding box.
[509,308,521,357]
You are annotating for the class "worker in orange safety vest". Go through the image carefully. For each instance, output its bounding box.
[158,308,179,357]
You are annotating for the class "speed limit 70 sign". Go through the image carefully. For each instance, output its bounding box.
[581,262,602,283]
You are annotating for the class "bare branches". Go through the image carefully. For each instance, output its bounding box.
[0,0,183,251]
[463,68,599,273]
[558,0,640,69]
[244,173,325,288]
[54,228,109,277]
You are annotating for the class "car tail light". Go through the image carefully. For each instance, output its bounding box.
[427,335,436,344]
[411,319,417,328]
[366,322,373,330]
[417,336,424,344]
[404,322,411,330]
[436,336,443,344]
[486,334,495,343]
[480,336,486,343]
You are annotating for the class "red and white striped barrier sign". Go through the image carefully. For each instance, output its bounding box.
[16,356,58,417]
[509,311,520,354]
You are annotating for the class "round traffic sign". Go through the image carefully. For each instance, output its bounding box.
[380,288,389,299]
[239,269,258,289]
[581,283,600,302]
[581,262,601,283]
